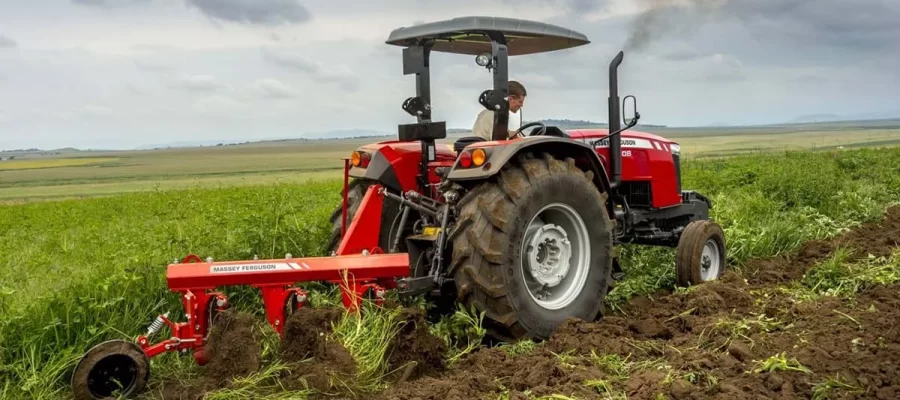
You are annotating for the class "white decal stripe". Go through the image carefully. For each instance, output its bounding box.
[590,137,656,149]
[289,262,301,270]
[210,263,296,274]
[301,262,311,269]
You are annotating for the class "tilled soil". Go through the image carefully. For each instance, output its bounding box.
[158,311,263,400]
[383,307,448,382]
[279,307,357,394]
[158,206,900,400]
[379,206,900,400]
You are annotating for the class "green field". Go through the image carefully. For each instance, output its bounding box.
[3,119,900,203]
[3,121,900,399]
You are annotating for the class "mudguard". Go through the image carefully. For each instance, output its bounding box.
[447,136,611,194]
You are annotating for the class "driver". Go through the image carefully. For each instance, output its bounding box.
[471,80,526,141]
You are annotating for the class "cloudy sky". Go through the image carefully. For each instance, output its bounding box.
[1,0,899,150]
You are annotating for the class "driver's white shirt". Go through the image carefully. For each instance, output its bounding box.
[471,109,521,140]
[508,109,521,131]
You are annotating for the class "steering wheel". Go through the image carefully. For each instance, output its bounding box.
[516,121,547,137]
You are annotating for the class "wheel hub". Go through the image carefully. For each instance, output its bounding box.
[700,239,721,281]
[526,224,571,287]
[520,202,591,310]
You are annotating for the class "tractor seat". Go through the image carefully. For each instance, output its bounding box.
[453,136,486,154]
[541,126,570,138]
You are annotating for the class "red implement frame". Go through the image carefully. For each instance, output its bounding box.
[137,183,413,364]
[341,157,350,239]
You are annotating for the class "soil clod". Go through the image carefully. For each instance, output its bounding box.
[385,308,447,381]
[280,307,357,393]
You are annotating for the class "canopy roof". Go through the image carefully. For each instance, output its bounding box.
[385,16,590,56]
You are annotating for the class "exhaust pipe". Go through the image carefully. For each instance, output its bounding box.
[608,51,623,189]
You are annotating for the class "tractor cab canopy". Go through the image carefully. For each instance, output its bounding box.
[387,16,591,148]
[386,16,590,56]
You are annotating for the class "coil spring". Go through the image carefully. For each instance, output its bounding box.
[146,312,169,336]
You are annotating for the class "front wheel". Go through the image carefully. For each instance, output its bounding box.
[450,152,615,341]
[675,220,726,287]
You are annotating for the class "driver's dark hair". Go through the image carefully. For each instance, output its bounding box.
[509,81,526,98]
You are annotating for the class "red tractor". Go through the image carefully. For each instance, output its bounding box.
[72,16,726,399]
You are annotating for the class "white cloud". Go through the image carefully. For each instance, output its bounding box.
[173,74,231,92]
[185,0,311,26]
[251,78,294,99]
[0,0,898,150]
[133,58,173,71]
[193,94,241,112]
[0,35,15,48]
[260,46,359,91]
[80,104,113,116]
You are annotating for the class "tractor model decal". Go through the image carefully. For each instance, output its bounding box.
[209,262,309,274]
[585,137,655,149]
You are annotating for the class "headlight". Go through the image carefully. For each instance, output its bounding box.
[475,52,492,67]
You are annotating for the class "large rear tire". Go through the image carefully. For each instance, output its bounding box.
[449,152,615,341]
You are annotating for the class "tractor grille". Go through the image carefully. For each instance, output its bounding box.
[622,181,652,208]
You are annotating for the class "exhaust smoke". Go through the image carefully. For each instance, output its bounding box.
[625,0,727,52]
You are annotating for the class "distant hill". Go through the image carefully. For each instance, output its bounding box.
[788,112,900,125]
[134,129,394,150]
[790,114,844,124]
[529,119,667,129]
[0,147,83,156]
[300,128,391,140]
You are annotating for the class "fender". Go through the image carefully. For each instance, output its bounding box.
[349,141,457,193]
[447,136,612,195]
[349,148,404,193]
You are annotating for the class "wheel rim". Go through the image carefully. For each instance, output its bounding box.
[700,238,721,281]
[86,353,140,397]
[520,202,590,310]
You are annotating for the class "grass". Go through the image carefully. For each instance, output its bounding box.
[698,313,790,351]
[0,157,119,171]
[428,304,487,364]
[749,352,812,374]
[801,248,900,299]
[331,301,405,390]
[3,143,900,398]
[811,374,863,400]
[608,146,900,308]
